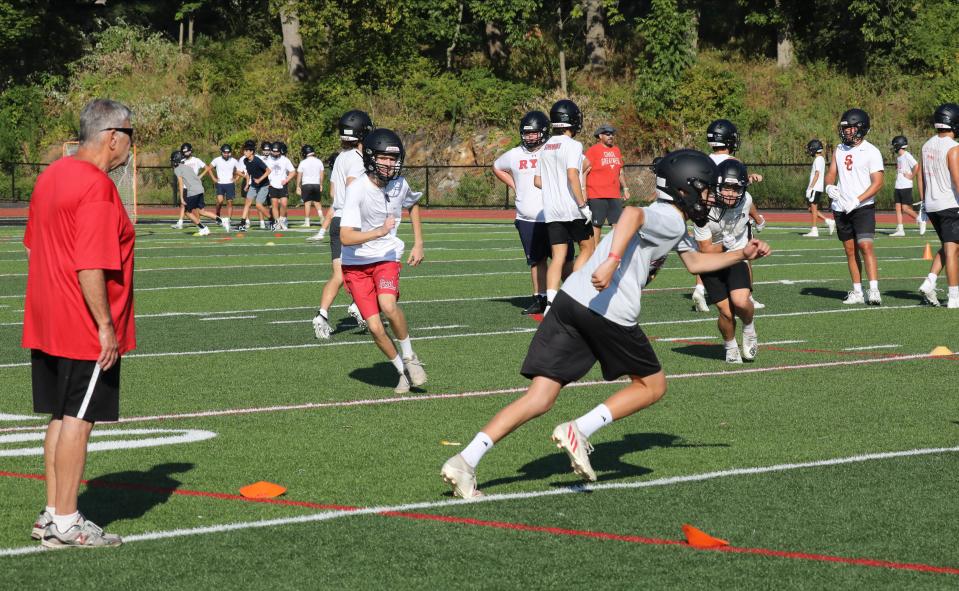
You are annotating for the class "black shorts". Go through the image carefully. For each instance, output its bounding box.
[268,186,289,199]
[894,188,914,205]
[32,350,121,423]
[301,184,322,202]
[700,261,752,304]
[184,193,205,211]
[216,183,236,199]
[835,205,876,242]
[588,198,624,227]
[547,219,592,245]
[806,190,824,205]
[520,291,662,385]
[927,208,959,243]
[330,217,342,261]
[515,220,550,265]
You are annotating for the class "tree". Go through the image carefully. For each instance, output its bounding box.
[278,2,307,81]
[583,0,607,71]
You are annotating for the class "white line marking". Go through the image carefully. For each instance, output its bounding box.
[762,340,807,346]
[199,315,257,321]
[0,428,216,457]
[657,336,715,342]
[417,325,467,330]
[1,445,956,557]
[0,413,42,422]
[842,344,901,351]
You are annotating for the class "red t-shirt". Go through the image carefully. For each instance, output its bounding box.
[584,143,624,199]
[22,157,136,360]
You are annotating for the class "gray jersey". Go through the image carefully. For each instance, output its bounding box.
[562,201,695,326]
[175,163,204,196]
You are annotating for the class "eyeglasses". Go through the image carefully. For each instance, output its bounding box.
[102,127,134,141]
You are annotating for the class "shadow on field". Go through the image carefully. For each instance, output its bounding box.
[884,289,924,304]
[350,362,423,390]
[671,344,726,361]
[799,286,849,300]
[476,433,727,492]
[491,296,537,313]
[78,462,193,527]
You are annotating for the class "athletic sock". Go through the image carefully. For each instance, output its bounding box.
[895,224,904,231]
[546,289,557,304]
[390,354,405,374]
[398,336,414,358]
[575,403,613,438]
[742,322,756,336]
[724,339,738,350]
[45,505,55,515]
[928,273,939,286]
[319,308,329,320]
[53,511,80,534]
[869,280,878,291]
[694,284,705,295]
[460,432,494,468]
[852,283,862,294]
[950,286,959,299]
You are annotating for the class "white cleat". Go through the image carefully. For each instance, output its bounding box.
[301,220,311,227]
[949,297,959,309]
[889,228,906,237]
[919,282,940,307]
[197,226,210,236]
[867,288,882,306]
[221,218,231,231]
[691,290,709,312]
[403,354,427,387]
[826,219,836,235]
[441,454,482,498]
[551,422,596,482]
[725,345,743,364]
[801,228,819,237]
[750,295,765,310]
[171,221,184,229]
[842,290,865,305]
[312,313,331,339]
[919,221,927,235]
[741,333,758,361]
[347,302,367,329]
[306,230,325,242]
[394,372,411,394]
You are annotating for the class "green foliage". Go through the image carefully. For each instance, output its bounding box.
[451,170,497,206]
[0,86,44,164]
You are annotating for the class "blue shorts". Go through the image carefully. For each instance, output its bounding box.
[515,219,574,266]
[216,183,236,199]
[247,185,269,205]
[184,193,205,211]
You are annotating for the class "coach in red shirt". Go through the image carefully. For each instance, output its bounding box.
[583,125,629,246]
[22,98,135,548]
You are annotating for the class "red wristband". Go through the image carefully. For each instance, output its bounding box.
[608,253,622,262]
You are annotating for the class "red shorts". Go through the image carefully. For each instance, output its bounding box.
[342,260,401,319]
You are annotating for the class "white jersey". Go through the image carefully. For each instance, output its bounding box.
[809,156,825,191]
[297,156,325,185]
[182,156,205,176]
[494,145,544,222]
[538,134,585,222]
[340,175,423,266]
[921,135,959,213]
[210,156,241,184]
[331,148,366,217]
[693,192,753,251]
[562,201,696,327]
[267,155,295,189]
[895,151,918,189]
[709,153,731,165]
[833,140,884,211]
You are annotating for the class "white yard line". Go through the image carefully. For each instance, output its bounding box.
[199,315,257,321]
[656,336,715,342]
[842,344,901,351]
[762,340,807,346]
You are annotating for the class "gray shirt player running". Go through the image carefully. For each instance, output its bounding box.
[441,149,772,498]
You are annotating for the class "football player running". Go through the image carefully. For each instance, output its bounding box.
[801,139,836,237]
[441,150,771,498]
[824,108,884,305]
[339,128,427,394]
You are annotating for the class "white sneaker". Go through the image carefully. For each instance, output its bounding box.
[742,332,758,361]
[919,282,940,307]
[867,288,881,305]
[306,230,325,242]
[312,313,331,339]
[197,226,210,236]
[394,372,411,394]
[750,295,765,310]
[279,219,289,231]
[41,514,122,548]
[551,422,596,482]
[403,354,427,387]
[347,302,367,329]
[725,345,743,364]
[949,297,959,309]
[301,220,311,227]
[801,228,819,237]
[842,290,864,305]
[31,510,53,540]
[826,219,836,235]
[259,220,267,229]
[691,289,709,312]
[171,221,184,229]
[221,217,230,231]
[919,221,927,235]
[890,228,906,237]
[441,454,482,498]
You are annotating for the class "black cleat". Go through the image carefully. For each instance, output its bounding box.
[522,296,547,315]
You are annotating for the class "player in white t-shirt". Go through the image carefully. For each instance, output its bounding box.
[533,99,594,310]
[440,149,772,498]
[801,139,835,237]
[209,144,242,231]
[824,108,885,305]
[337,128,427,394]
[916,103,959,308]
[310,110,373,335]
[266,142,296,230]
[296,144,325,227]
[889,136,920,236]
[492,110,558,315]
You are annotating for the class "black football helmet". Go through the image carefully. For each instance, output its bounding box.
[180,142,193,156]
[706,119,740,154]
[220,143,232,155]
[838,109,870,146]
[362,128,405,183]
[890,135,908,153]
[270,142,281,155]
[170,149,185,167]
[242,139,256,152]
[277,141,288,155]
[805,139,824,156]
[549,99,582,134]
[934,103,959,133]
[519,110,550,150]
[709,158,749,221]
[339,110,374,143]
[301,144,315,158]
[260,141,271,155]
[654,149,718,227]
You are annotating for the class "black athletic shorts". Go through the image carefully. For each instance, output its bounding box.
[520,291,662,385]
[806,190,824,205]
[216,183,236,199]
[835,205,876,242]
[515,220,550,265]
[330,217,342,261]
[301,184,322,202]
[928,208,959,243]
[547,219,592,245]
[588,198,624,227]
[268,185,289,199]
[701,260,752,304]
[184,193,205,211]
[32,350,121,423]
[894,187,914,205]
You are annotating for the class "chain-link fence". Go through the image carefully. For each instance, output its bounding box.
[0,161,918,210]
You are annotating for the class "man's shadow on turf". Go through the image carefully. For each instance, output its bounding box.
[799,286,851,301]
[671,343,725,361]
[491,296,536,313]
[78,462,193,527]
[476,433,728,492]
[350,362,424,391]
[884,290,925,304]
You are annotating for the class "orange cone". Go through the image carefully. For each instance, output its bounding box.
[239,481,287,499]
[682,524,730,549]
[923,243,933,260]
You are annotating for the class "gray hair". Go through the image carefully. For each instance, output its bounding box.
[78,99,133,144]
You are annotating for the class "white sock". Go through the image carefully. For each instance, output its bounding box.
[390,354,405,374]
[928,273,939,286]
[45,505,55,515]
[319,308,328,320]
[724,339,738,350]
[693,284,705,295]
[869,280,878,291]
[460,432,493,468]
[398,336,414,358]
[223,217,229,224]
[53,511,80,534]
[895,224,903,231]
[575,404,613,438]
[950,286,959,299]
[852,283,862,294]
[546,289,557,304]
[742,322,756,336]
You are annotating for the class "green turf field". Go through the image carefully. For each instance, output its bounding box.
[0,218,957,589]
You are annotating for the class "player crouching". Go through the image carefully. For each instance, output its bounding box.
[338,128,427,394]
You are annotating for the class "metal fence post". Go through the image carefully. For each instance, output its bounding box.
[504,183,509,210]
[424,165,430,208]
[11,163,15,202]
